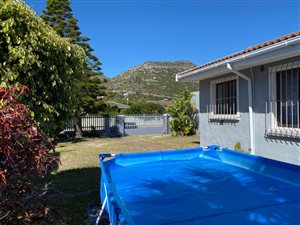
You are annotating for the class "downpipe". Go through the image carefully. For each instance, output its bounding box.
[227,63,255,155]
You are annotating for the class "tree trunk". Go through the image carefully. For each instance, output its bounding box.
[75,114,83,138]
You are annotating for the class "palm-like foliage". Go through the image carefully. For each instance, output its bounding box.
[166,88,197,136]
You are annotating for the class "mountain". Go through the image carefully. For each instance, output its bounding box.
[106,61,198,102]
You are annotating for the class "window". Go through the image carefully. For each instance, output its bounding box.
[215,79,237,115]
[209,76,239,121]
[267,62,300,138]
[276,68,300,128]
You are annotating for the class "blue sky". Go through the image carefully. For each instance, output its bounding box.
[25,0,300,78]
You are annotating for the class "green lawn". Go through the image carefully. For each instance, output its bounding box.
[43,135,200,225]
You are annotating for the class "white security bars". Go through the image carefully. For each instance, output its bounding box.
[208,76,240,121]
[267,61,300,138]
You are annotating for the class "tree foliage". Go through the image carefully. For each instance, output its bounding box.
[41,0,102,77]
[41,0,108,137]
[0,86,59,224]
[78,76,107,114]
[41,0,106,105]
[166,89,196,136]
[0,0,85,136]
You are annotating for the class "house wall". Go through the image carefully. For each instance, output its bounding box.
[199,56,300,165]
[199,73,250,151]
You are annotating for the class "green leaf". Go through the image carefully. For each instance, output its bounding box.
[30,111,35,118]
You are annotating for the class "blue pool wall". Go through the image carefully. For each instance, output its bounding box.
[99,146,300,225]
[109,147,300,186]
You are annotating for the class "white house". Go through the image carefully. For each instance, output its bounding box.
[177,31,300,165]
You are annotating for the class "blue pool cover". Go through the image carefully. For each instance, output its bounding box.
[99,146,300,225]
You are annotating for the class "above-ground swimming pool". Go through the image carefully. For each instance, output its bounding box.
[98,146,300,225]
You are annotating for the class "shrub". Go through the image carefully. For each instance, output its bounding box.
[234,141,250,154]
[234,141,242,151]
[0,86,59,224]
[166,88,197,136]
[0,0,85,136]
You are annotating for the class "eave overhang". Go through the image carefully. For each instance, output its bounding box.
[176,36,300,82]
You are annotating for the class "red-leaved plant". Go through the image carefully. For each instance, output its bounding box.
[0,86,59,224]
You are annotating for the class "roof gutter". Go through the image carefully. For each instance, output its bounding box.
[176,36,300,81]
[227,63,255,154]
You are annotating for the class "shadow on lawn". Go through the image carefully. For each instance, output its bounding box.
[42,167,102,225]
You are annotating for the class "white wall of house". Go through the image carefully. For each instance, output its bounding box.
[199,56,300,165]
[199,73,250,151]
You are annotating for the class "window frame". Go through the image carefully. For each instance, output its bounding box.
[209,76,240,121]
[267,61,300,138]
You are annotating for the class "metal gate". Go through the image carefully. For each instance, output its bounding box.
[124,115,165,135]
[64,115,119,136]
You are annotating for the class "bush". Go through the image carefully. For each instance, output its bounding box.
[0,86,59,224]
[0,0,85,136]
[166,89,197,136]
[234,141,242,151]
[123,101,165,114]
[234,141,250,154]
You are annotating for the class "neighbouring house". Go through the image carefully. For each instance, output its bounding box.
[176,31,300,165]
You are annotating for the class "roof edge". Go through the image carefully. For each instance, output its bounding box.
[176,33,300,81]
[177,31,300,81]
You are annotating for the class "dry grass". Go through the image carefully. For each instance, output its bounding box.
[44,135,199,225]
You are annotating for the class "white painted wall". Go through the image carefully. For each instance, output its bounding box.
[198,56,300,165]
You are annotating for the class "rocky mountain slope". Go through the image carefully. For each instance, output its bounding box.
[107,61,198,100]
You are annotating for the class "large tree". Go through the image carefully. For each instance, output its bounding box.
[0,0,85,136]
[41,0,108,137]
[41,0,102,77]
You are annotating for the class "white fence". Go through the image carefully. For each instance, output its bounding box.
[64,114,169,136]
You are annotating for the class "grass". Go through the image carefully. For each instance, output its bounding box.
[43,135,200,225]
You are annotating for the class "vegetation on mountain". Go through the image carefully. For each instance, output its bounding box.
[0,0,84,136]
[107,61,198,103]
[123,101,165,114]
